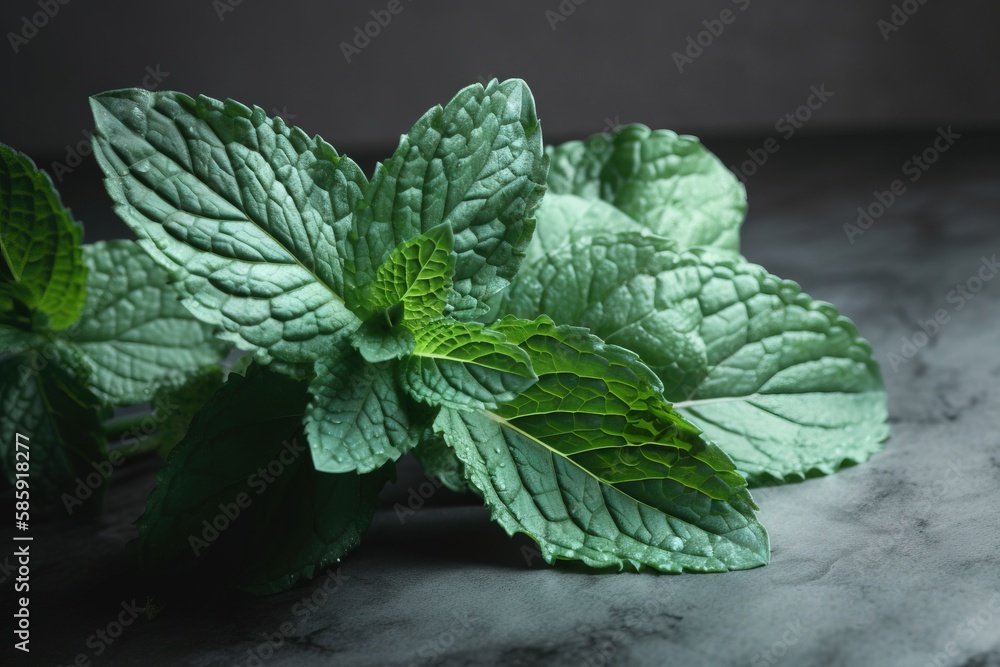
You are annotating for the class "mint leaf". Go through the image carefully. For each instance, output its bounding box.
[0,322,42,354]
[306,349,421,473]
[90,90,365,367]
[0,353,108,513]
[351,320,415,363]
[0,143,87,329]
[505,232,678,329]
[524,193,645,265]
[505,235,888,484]
[365,223,456,323]
[349,79,547,318]
[148,366,225,457]
[546,125,746,253]
[400,319,536,411]
[436,316,768,572]
[412,429,471,494]
[130,365,391,593]
[70,241,229,405]
[349,224,456,363]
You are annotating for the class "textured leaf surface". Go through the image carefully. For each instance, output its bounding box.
[504,235,888,484]
[349,224,455,363]
[0,322,41,354]
[350,79,547,318]
[0,144,86,329]
[400,319,536,411]
[366,223,455,323]
[436,316,768,572]
[412,430,471,494]
[71,241,228,405]
[90,90,364,366]
[524,193,645,265]
[130,365,391,593]
[546,125,746,253]
[306,349,420,473]
[351,320,415,363]
[0,353,107,513]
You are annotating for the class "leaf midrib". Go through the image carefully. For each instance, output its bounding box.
[0,230,21,282]
[673,387,884,410]
[481,409,724,506]
[397,250,449,307]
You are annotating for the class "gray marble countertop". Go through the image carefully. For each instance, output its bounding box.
[10,135,1000,667]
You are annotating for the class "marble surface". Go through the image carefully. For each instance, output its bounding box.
[8,135,1000,667]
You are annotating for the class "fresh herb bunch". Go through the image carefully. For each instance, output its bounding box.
[0,79,888,593]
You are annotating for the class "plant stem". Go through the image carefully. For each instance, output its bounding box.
[103,412,161,459]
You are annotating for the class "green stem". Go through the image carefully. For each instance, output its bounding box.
[104,412,149,440]
[103,412,161,459]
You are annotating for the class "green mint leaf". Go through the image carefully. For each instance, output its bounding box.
[90,90,365,366]
[0,353,108,514]
[0,143,87,330]
[505,234,888,484]
[412,429,471,494]
[436,316,768,572]
[351,319,415,363]
[69,241,229,405]
[365,222,456,323]
[306,349,421,473]
[147,366,225,457]
[0,322,42,354]
[400,319,536,411]
[524,193,646,266]
[349,223,456,363]
[130,364,391,594]
[546,125,746,253]
[349,79,547,319]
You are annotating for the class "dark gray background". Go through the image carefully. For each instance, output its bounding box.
[1,0,998,158]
